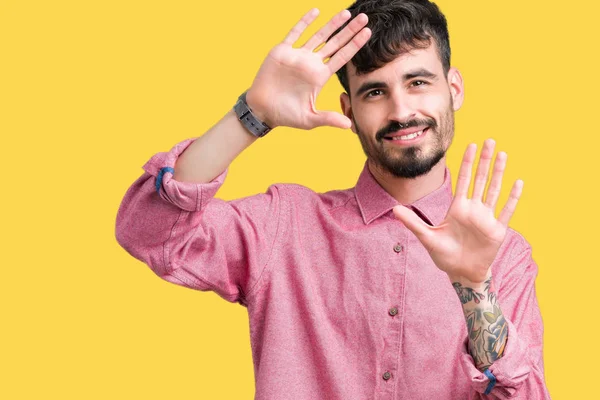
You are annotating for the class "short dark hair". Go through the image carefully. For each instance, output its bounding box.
[333,0,451,94]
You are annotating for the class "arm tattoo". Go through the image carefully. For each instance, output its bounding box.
[453,282,485,304]
[453,277,508,371]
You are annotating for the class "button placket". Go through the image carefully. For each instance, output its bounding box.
[378,234,407,393]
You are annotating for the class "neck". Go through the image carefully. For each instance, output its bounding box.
[367,157,447,205]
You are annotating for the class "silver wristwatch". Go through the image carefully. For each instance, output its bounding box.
[233,91,272,138]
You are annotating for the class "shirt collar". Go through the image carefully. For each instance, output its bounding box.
[354,161,454,226]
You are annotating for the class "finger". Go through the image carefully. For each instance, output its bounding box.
[471,139,495,202]
[302,9,352,51]
[283,8,320,45]
[455,143,477,199]
[393,205,434,245]
[484,151,507,209]
[498,180,524,226]
[318,13,369,58]
[311,111,351,129]
[326,27,372,74]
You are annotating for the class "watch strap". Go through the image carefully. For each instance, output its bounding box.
[233,91,272,138]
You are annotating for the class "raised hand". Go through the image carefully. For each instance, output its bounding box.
[392,139,524,284]
[246,8,371,130]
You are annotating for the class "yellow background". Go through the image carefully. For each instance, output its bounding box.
[2,0,597,398]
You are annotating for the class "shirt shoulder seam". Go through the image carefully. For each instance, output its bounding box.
[244,184,284,302]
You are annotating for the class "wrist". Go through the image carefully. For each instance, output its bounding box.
[245,88,276,128]
[448,269,492,289]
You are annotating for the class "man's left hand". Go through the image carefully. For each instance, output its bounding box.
[393,139,523,284]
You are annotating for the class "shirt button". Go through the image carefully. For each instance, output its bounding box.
[393,243,403,253]
[389,307,398,316]
[382,371,391,381]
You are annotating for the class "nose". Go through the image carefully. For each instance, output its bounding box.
[387,91,416,124]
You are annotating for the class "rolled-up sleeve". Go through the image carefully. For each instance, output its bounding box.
[460,233,551,399]
[115,138,281,305]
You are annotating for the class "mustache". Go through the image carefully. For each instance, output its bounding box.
[376,118,437,141]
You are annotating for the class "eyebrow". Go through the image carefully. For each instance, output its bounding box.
[403,68,437,81]
[353,68,438,97]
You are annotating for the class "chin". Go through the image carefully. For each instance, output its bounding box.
[383,150,445,179]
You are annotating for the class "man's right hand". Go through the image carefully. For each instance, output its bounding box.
[246,8,371,131]
[172,9,369,184]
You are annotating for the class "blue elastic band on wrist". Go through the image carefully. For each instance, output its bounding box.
[156,167,175,193]
[483,369,497,395]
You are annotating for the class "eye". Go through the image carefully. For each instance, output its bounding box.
[411,80,427,87]
[366,89,384,98]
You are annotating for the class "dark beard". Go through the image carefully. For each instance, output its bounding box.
[380,144,445,178]
[353,111,453,179]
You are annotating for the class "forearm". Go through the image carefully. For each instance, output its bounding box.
[172,109,258,184]
[450,272,508,371]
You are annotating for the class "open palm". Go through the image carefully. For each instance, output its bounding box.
[247,8,371,130]
[393,140,523,283]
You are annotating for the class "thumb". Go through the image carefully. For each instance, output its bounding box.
[392,205,433,244]
[313,111,351,129]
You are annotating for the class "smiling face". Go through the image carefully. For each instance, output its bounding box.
[340,41,464,179]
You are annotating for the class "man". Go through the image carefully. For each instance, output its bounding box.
[116,0,550,398]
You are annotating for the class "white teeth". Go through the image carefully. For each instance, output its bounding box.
[390,130,423,141]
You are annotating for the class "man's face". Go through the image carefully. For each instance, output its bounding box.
[341,41,464,179]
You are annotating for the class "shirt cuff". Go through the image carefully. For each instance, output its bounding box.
[460,319,532,398]
[142,138,228,212]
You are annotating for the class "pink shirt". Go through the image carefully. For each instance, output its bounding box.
[116,138,550,399]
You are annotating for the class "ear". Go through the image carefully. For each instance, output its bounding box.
[447,67,464,111]
[340,92,357,134]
